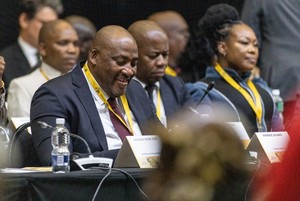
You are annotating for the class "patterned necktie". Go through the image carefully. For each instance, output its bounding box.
[107,98,130,141]
[145,84,155,105]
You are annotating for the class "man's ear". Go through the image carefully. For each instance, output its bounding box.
[19,13,30,29]
[39,43,46,57]
[217,41,227,57]
[89,49,98,66]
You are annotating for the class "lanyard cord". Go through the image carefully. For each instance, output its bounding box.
[83,63,134,134]
[215,63,263,131]
[155,89,162,120]
[39,67,50,81]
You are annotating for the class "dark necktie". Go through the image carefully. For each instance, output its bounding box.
[34,52,42,68]
[145,84,155,105]
[108,98,131,141]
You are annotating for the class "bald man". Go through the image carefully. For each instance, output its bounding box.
[65,15,97,61]
[7,19,79,118]
[30,25,162,166]
[148,11,189,76]
[128,20,193,127]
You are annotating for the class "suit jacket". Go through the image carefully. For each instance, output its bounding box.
[7,62,62,118]
[159,75,194,124]
[186,67,284,137]
[0,42,32,88]
[31,63,162,166]
[242,0,300,101]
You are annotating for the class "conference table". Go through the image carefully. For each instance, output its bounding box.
[0,168,154,201]
[0,162,267,201]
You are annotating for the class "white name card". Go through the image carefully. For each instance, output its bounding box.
[113,135,162,168]
[227,122,250,148]
[247,131,290,163]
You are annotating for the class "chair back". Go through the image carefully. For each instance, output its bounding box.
[8,122,41,168]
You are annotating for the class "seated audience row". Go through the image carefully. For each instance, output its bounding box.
[1,4,283,166]
[0,4,290,200]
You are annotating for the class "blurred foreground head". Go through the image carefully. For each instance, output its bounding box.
[145,120,250,201]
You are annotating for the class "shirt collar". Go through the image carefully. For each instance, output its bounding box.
[133,77,160,88]
[18,36,38,67]
[41,62,63,80]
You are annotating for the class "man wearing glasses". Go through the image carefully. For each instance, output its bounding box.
[0,0,63,89]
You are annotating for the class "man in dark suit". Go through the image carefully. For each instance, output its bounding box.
[31,25,162,166]
[0,0,62,89]
[128,20,193,127]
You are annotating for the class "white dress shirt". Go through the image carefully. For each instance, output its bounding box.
[133,77,167,127]
[18,37,39,68]
[82,69,142,150]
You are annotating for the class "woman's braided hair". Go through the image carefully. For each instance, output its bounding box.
[179,4,242,81]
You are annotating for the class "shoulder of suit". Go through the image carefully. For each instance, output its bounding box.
[128,79,143,88]
[186,81,208,91]
[10,68,40,82]
[0,42,21,54]
[162,74,185,85]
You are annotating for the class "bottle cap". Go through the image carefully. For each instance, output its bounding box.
[272,89,280,96]
[56,118,65,125]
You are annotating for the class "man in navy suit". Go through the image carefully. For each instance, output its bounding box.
[31,25,162,166]
[0,0,62,89]
[128,20,193,127]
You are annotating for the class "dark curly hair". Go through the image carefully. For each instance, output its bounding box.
[179,4,241,82]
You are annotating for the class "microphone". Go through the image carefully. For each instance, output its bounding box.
[37,121,113,170]
[196,81,215,108]
[188,81,215,116]
[37,121,92,156]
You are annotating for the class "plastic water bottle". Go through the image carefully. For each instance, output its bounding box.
[51,118,70,173]
[272,89,284,120]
